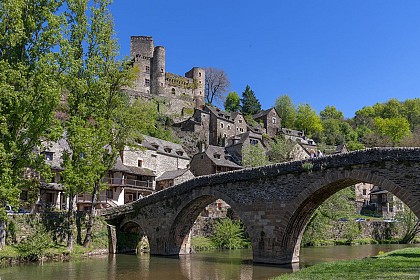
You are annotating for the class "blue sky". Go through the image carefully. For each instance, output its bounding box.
[110,1,420,118]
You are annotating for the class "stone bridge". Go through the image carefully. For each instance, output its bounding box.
[99,148,420,265]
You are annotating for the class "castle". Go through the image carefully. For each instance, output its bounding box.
[127,36,205,118]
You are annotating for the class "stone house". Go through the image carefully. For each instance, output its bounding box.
[252,108,281,138]
[225,131,265,164]
[190,145,242,176]
[156,169,195,191]
[30,135,190,211]
[369,186,404,218]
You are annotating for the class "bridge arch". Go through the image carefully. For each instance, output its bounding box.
[283,169,420,263]
[167,188,253,255]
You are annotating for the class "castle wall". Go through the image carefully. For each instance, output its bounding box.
[129,35,205,118]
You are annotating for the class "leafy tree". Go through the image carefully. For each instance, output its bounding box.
[403,98,420,131]
[60,0,135,250]
[240,85,261,116]
[395,205,420,244]
[241,143,268,167]
[224,91,241,112]
[267,137,294,163]
[320,105,344,121]
[204,67,230,105]
[211,218,248,249]
[295,104,323,138]
[0,0,63,247]
[274,95,296,128]
[373,117,411,145]
[354,106,375,127]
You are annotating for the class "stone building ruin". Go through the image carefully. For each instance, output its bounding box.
[127,36,205,119]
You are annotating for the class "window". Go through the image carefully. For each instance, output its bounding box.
[145,66,150,73]
[220,123,224,128]
[176,151,184,156]
[151,144,159,150]
[145,79,150,86]
[250,139,258,145]
[44,152,53,161]
[171,88,176,95]
[228,125,231,130]
[272,117,277,124]
[213,154,221,159]
[362,189,367,196]
[199,72,201,77]
[200,155,204,159]
[164,148,172,153]
[160,68,164,73]
[238,119,243,123]
[138,159,143,167]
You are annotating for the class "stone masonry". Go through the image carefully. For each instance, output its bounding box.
[99,148,420,265]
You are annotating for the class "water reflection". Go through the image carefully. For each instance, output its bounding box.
[0,244,419,280]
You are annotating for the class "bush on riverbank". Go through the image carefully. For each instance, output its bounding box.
[274,247,420,280]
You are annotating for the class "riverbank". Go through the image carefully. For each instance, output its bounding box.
[274,247,420,280]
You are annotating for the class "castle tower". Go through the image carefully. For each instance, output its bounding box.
[151,46,166,95]
[130,36,154,94]
[186,67,205,108]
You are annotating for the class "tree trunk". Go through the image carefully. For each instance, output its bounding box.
[83,183,98,248]
[0,220,5,249]
[67,194,76,251]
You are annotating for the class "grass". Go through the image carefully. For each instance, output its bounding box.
[273,247,420,280]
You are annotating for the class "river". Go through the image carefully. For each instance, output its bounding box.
[1,244,419,280]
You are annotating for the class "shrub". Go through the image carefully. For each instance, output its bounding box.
[16,224,53,261]
[211,218,249,250]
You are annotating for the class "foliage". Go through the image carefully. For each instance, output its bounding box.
[274,95,296,128]
[373,116,411,145]
[224,91,241,112]
[16,224,53,261]
[211,218,248,250]
[295,104,323,138]
[394,205,420,244]
[301,162,313,172]
[191,236,216,251]
[240,85,261,116]
[267,137,294,163]
[274,247,420,280]
[320,105,344,121]
[0,0,63,221]
[204,67,230,105]
[241,143,269,167]
[302,187,357,246]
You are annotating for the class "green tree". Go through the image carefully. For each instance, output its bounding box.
[373,117,411,145]
[267,137,294,163]
[240,85,261,116]
[211,218,248,250]
[403,98,420,131]
[60,0,135,250]
[295,104,323,138]
[0,0,63,247]
[241,143,268,167]
[224,91,241,112]
[395,205,420,244]
[320,105,344,121]
[274,95,296,128]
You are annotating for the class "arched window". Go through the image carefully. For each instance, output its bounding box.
[171,88,176,95]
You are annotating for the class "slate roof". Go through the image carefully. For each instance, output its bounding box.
[203,145,242,169]
[204,105,235,123]
[156,169,191,181]
[141,135,190,159]
[252,108,276,119]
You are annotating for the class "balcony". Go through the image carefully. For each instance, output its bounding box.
[103,177,154,190]
[77,193,109,203]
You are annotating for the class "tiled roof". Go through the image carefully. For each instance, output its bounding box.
[111,156,156,177]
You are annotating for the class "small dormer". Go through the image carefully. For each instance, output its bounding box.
[151,143,159,150]
[213,154,221,159]
[176,150,184,156]
[164,147,172,153]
